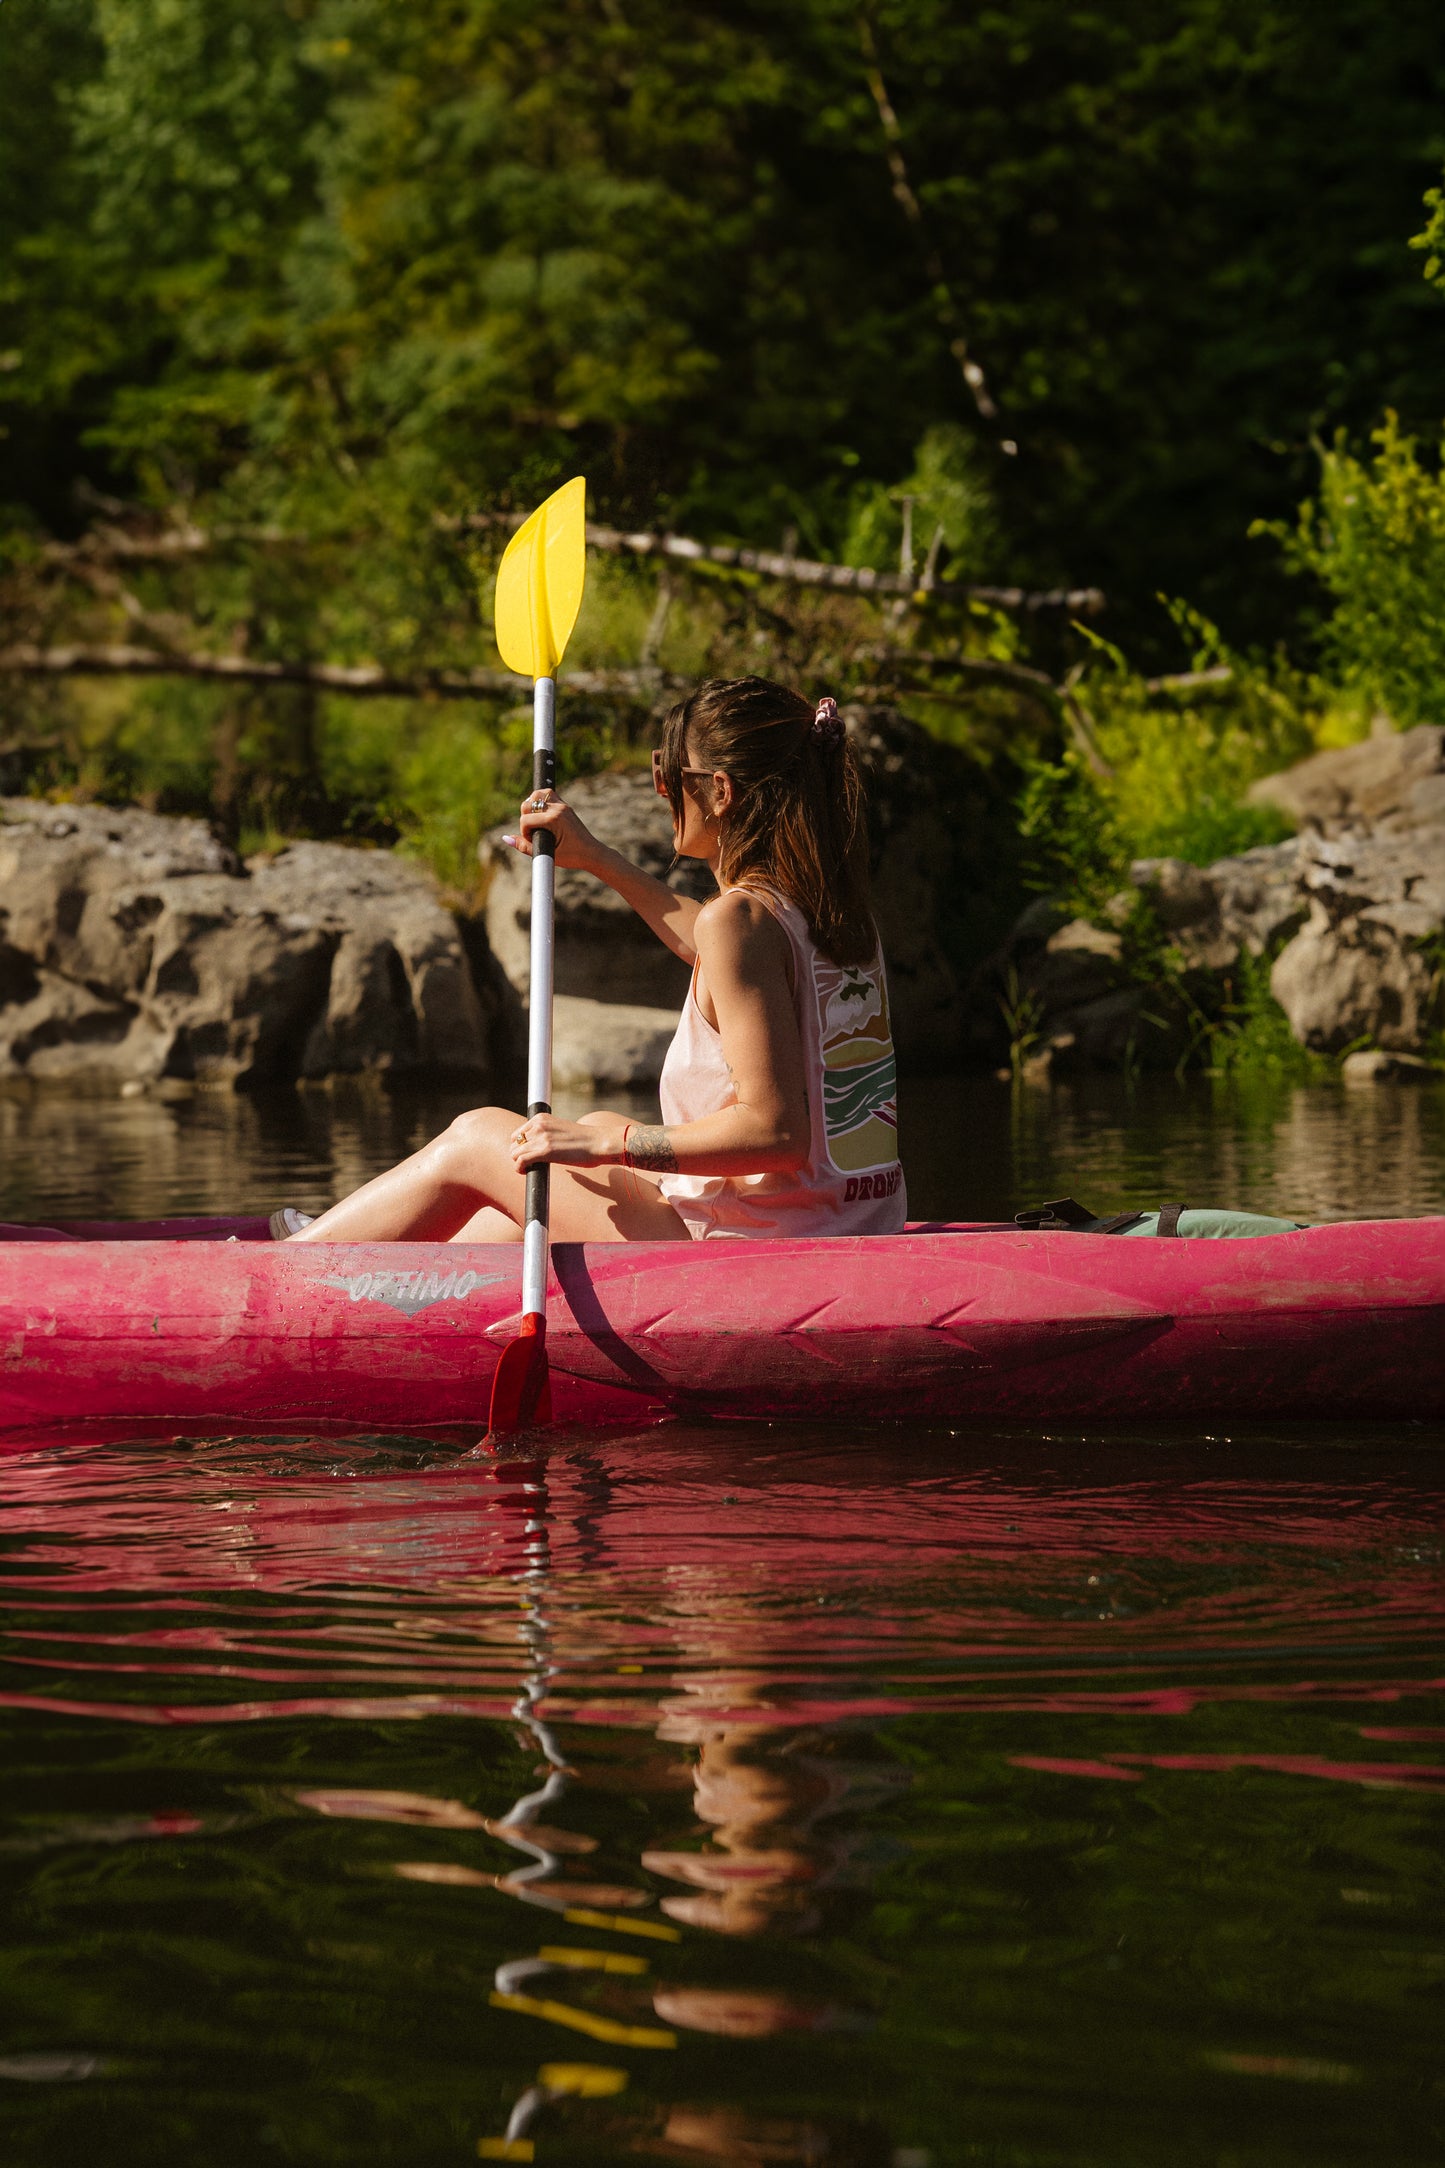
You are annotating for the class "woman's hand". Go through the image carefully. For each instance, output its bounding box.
[504,791,601,871]
[509,1109,633,1171]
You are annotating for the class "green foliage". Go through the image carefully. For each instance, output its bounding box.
[6,0,1445,641]
[1263,413,1445,729]
[1204,947,1333,1079]
[1410,177,1445,291]
[842,423,999,578]
[998,963,1047,1080]
[1017,754,1129,918]
[1081,615,1312,860]
[2,0,1443,921]
[1019,614,1311,924]
[1015,619,1323,1076]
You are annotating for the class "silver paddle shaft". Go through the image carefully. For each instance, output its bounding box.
[522,674,556,1320]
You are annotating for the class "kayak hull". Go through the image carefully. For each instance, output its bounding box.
[2,1218,1443,1432]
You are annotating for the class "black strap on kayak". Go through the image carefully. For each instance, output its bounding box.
[1156,1203,1186,1236]
[1015,1198,1149,1235]
[1014,1197,1096,1231]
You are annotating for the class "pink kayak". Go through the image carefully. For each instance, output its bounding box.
[2,1213,1442,1433]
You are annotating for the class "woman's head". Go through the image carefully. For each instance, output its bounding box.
[656,677,875,967]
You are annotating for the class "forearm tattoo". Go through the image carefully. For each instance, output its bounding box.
[626,1124,678,1174]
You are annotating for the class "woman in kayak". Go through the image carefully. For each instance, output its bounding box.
[289,677,905,1244]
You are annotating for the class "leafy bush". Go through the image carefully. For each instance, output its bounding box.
[842,425,999,582]
[1018,610,1311,921]
[1016,753,1127,918]
[1205,948,1332,1080]
[1013,612,1328,1075]
[1261,413,1445,730]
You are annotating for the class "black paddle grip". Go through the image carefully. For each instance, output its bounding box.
[531,746,556,857]
[526,738,554,1226]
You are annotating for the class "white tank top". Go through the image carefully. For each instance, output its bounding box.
[658,886,906,1239]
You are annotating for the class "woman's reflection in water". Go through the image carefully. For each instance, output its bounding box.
[639,1682,907,2042]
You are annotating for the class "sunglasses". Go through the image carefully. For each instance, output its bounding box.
[651,749,716,793]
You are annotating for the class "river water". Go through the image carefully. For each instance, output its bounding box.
[2,1075,1443,2166]
[3,1070,1445,1225]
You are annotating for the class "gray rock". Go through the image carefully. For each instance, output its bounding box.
[1207,838,1309,958]
[1027,918,1128,1016]
[252,842,492,1080]
[994,903,1170,1073]
[1294,826,1445,932]
[1129,856,1217,932]
[0,802,493,1087]
[1009,741,1445,1065]
[482,770,711,1018]
[1341,1048,1439,1085]
[1269,915,1437,1054]
[1131,841,1307,971]
[1058,988,1151,1068]
[552,995,681,1092]
[137,872,340,1086]
[1262,824,1445,1055]
[1248,722,1445,835]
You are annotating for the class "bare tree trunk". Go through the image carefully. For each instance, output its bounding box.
[855,9,1012,449]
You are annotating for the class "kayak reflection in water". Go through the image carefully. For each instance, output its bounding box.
[287,678,906,1245]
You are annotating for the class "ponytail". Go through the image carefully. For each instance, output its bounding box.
[659,677,875,967]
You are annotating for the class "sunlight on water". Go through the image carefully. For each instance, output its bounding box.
[1,1425,1443,2165]
[3,1071,1445,1225]
[2,1078,1443,2161]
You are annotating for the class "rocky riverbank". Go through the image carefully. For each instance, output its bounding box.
[4,716,1440,1095]
[0,706,1012,1093]
[0,801,497,1088]
[1004,722,1445,1078]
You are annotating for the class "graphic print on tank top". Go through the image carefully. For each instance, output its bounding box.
[814,952,899,1174]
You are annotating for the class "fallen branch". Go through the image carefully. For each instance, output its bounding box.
[1142,665,1235,694]
[859,648,1065,721]
[39,507,1106,615]
[41,521,289,566]
[856,647,1111,775]
[0,643,684,704]
[465,513,1105,613]
[0,641,1119,771]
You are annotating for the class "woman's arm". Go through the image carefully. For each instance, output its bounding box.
[511,796,704,964]
[513,892,811,1177]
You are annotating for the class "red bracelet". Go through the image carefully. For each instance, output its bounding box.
[621,1122,636,1169]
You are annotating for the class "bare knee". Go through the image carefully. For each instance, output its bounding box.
[431,1105,515,1175]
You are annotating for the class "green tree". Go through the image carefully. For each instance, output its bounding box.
[7,0,1445,619]
[1268,413,1445,730]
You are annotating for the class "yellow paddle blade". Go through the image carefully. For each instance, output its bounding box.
[493,475,587,679]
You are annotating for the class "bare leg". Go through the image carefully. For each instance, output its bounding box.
[289,1105,690,1245]
[448,1205,521,1244]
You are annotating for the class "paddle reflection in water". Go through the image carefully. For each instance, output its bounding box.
[415,1455,878,2160]
[1,1424,1443,2165]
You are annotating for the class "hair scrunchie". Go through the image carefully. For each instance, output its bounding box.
[811,695,845,748]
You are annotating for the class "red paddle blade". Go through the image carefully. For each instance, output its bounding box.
[486,1313,552,1438]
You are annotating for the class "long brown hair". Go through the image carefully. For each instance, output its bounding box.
[659,676,875,967]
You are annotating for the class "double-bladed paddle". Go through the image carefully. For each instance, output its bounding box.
[486,476,587,1436]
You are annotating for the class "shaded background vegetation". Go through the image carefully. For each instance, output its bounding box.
[5,0,1445,895]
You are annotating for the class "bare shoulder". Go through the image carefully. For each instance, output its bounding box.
[694,889,789,970]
